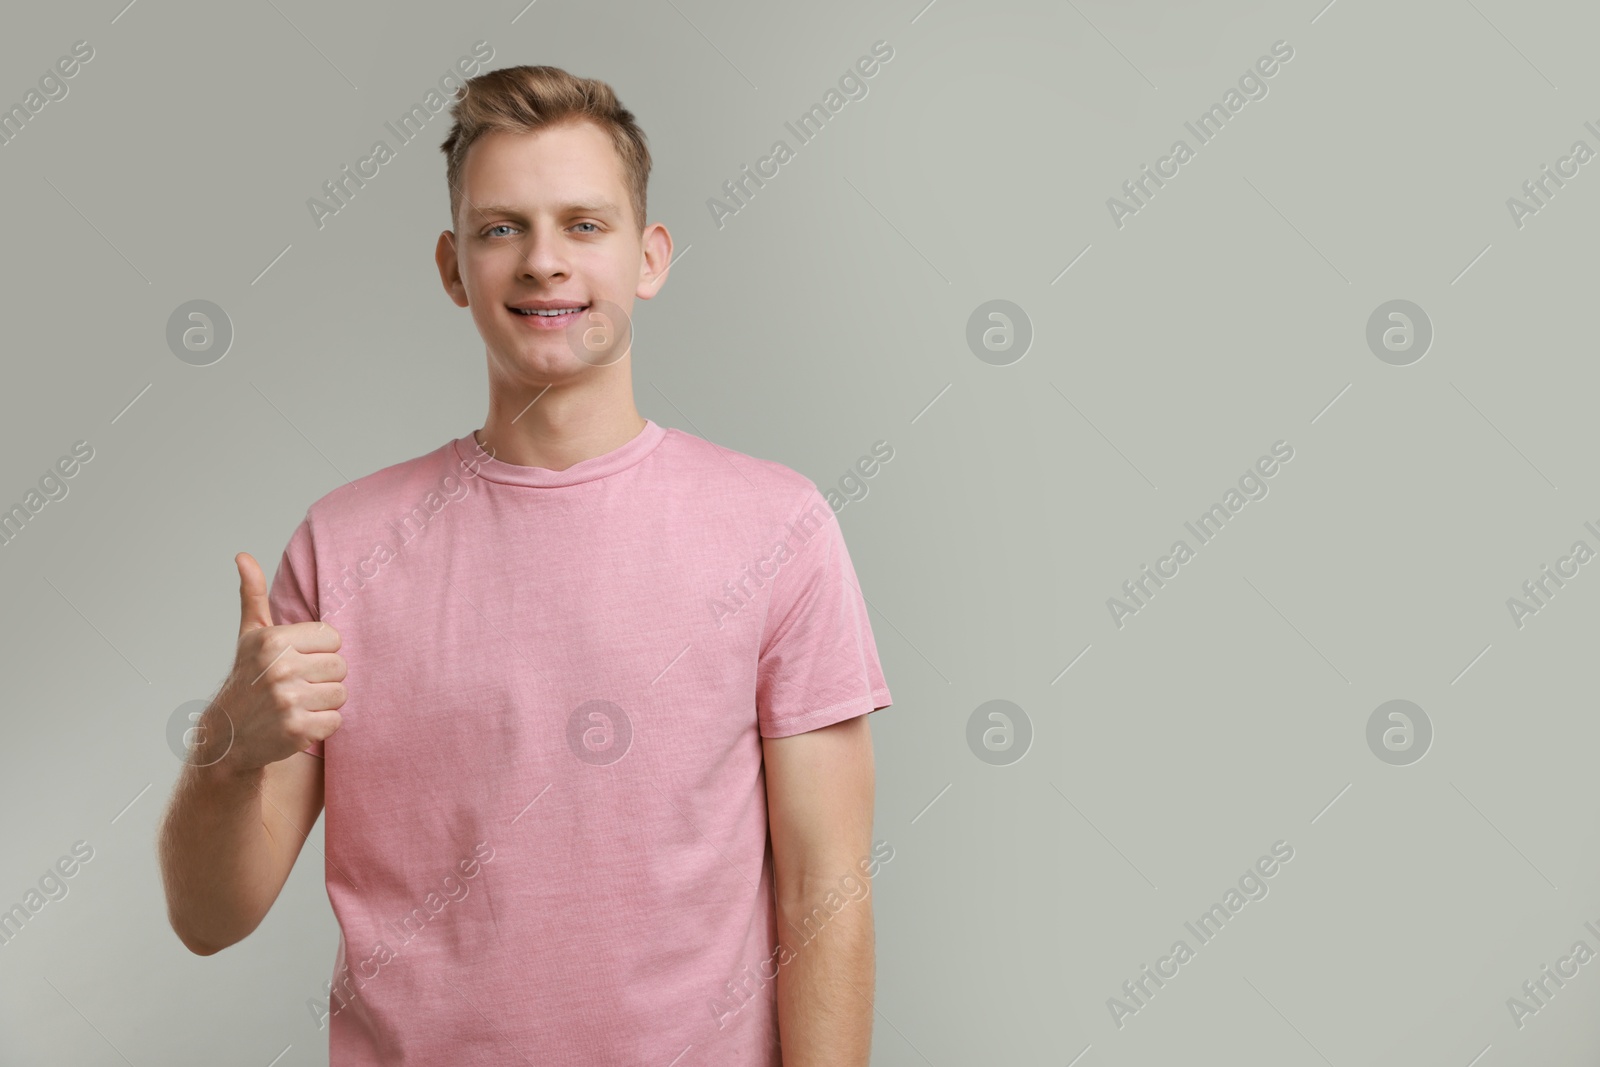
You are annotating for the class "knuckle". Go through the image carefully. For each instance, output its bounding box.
[267,679,297,712]
[249,646,285,677]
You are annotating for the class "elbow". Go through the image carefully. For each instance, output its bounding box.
[167,909,231,957]
[174,926,223,957]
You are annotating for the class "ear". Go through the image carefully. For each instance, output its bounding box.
[436,230,469,308]
[634,222,673,302]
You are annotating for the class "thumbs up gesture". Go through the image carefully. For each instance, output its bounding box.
[201,552,346,772]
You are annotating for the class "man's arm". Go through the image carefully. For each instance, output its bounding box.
[158,746,324,954]
[158,551,339,955]
[761,712,877,1067]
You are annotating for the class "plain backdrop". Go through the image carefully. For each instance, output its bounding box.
[4,0,1600,1063]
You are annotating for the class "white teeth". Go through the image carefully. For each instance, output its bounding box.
[514,306,585,316]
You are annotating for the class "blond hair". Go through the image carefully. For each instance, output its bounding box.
[438,65,651,234]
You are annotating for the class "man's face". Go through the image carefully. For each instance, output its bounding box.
[437,121,664,384]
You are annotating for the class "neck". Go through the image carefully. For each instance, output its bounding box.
[476,391,645,473]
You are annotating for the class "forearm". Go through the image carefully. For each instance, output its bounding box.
[774,896,875,1066]
[157,727,277,955]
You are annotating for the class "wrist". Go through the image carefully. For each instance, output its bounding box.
[189,708,261,786]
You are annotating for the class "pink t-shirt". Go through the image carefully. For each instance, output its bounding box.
[267,418,892,1065]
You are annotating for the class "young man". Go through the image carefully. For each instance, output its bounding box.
[156,65,892,1065]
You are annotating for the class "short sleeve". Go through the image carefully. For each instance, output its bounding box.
[756,486,893,738]
[266,515,325,759]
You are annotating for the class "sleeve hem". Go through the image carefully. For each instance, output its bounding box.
[759,687,892,739]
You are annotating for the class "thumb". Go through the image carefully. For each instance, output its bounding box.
[236,552,274,637]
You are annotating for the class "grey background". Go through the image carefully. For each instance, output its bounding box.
[1,0,1594,1063]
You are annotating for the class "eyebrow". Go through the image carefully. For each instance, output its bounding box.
[469,201,621,221]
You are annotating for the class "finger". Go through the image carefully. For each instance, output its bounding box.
[299,680,348,713]
[236,553,273,637]
[278,620,342,654]
[302,708,342,742]
[297,652,347,684]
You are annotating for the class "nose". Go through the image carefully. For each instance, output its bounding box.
[518,223,569,284]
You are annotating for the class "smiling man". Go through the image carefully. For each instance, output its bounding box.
[155,64,892,1066]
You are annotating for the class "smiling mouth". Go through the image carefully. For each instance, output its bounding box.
[511,305,589,317]
[508,304,589,329]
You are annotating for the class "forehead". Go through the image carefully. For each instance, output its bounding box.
[458,121,628,215]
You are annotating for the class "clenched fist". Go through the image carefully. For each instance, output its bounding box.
[195,552,346,772]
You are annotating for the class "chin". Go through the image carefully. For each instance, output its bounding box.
[490,346,580,382]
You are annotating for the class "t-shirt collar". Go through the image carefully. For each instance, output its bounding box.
[452,419,666,487]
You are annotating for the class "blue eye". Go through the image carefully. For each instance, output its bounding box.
[487,224,516,237]
[573,222,598,233]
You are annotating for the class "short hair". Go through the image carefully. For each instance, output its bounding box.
[438,65,651,235]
